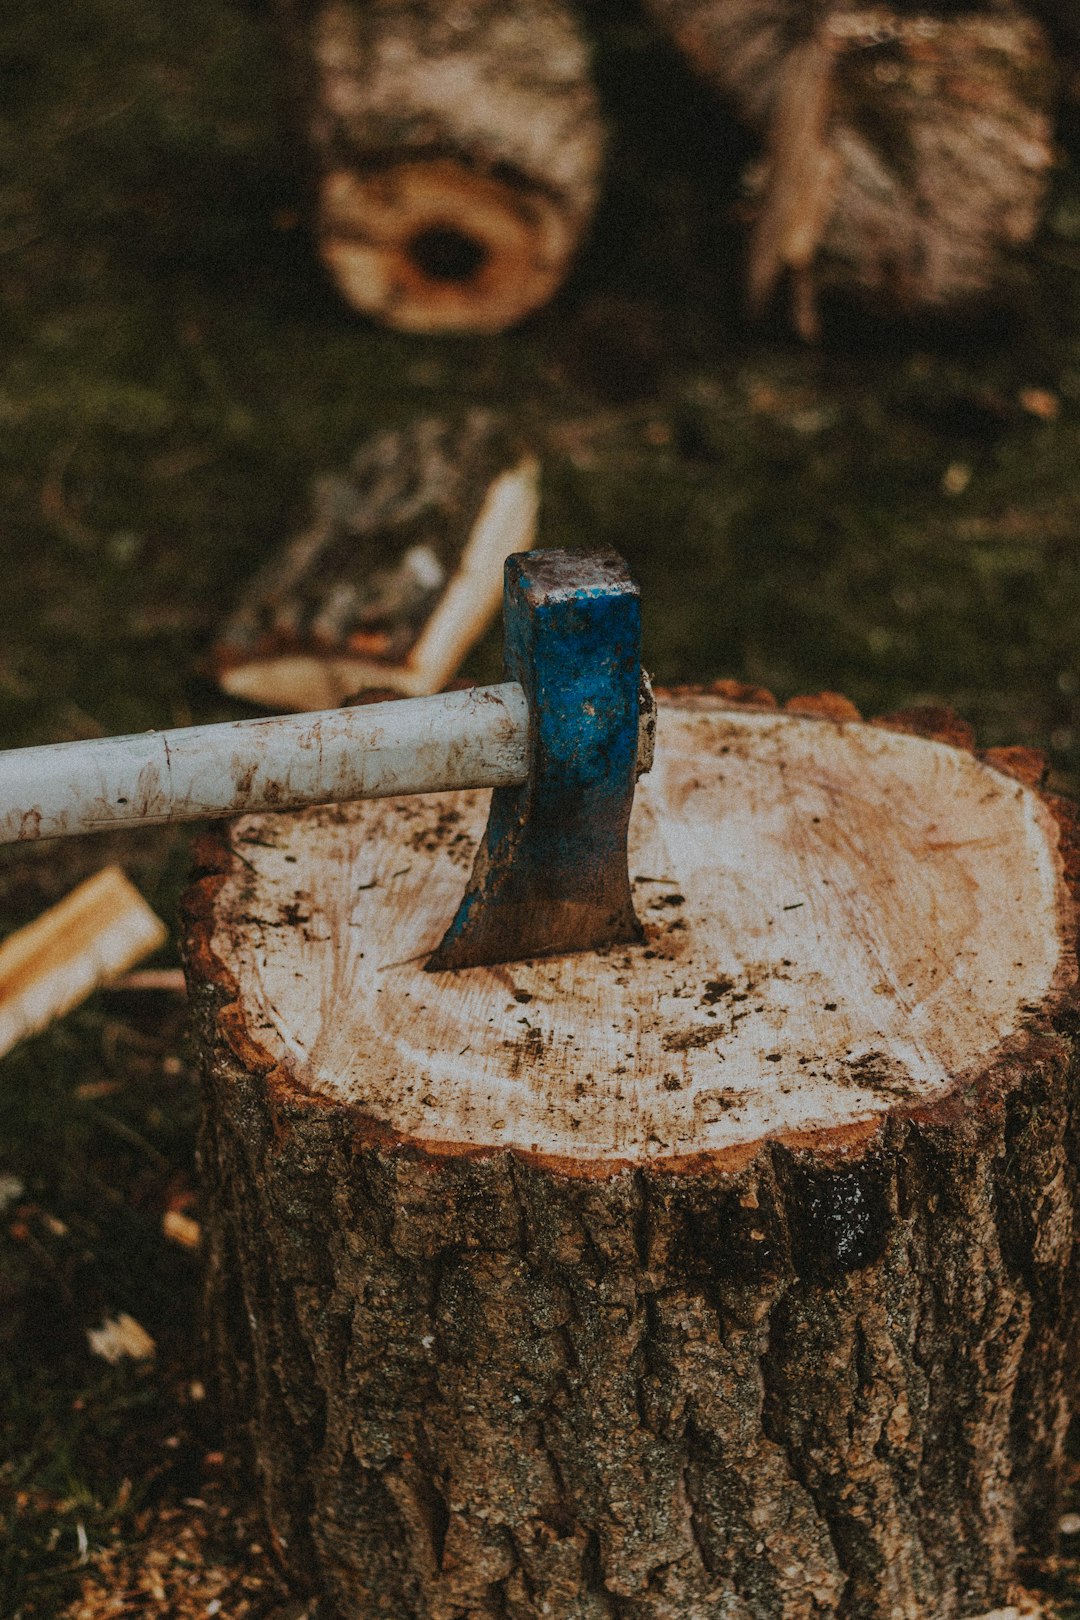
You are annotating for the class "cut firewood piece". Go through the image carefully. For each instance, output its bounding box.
[644,0,1057,333]
[0,867,167,1059]
[210,412,539,712]
[162,1208,201,1250]
[274,0,605,332]
[86,1312,156,1365]
[185,692,1080,1619]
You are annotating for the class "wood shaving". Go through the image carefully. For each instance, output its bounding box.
[162,1210,201,1250]
[86,1313,156,1364]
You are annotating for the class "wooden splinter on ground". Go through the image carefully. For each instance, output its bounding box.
[0,868,166,1059]
[184,689,1079,1612]
[275,0,605,332]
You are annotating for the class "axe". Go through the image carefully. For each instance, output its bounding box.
[0,551,654,970]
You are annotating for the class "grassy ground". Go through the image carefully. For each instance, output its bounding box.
[1,0,1080,1613]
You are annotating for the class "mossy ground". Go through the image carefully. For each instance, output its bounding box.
[1,0,1079,1613]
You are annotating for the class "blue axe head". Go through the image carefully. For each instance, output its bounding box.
[427,548,650,971]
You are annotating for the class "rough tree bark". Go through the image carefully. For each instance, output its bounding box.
[273,0,604,332]
[642,0,1058,337]
[183,689,1080,1620]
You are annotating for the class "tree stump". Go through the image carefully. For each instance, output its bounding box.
[274,0,604,333]
[183,690,1080,1620]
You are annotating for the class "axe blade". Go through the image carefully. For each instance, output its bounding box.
[427,549,645,972]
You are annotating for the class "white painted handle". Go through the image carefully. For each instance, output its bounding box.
[0,683,530,845]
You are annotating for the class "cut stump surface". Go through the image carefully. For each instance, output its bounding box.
[184,693,1080,1620]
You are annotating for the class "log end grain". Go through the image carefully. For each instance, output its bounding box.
[319,159,587,334]
[188,697,1075,1169]
[287,0,605,332]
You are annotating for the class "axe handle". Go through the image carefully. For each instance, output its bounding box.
[0,683,530,845]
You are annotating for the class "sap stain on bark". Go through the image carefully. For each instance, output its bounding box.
[784,1153,893,1278]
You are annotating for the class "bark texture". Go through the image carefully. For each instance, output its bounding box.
[183,696,1080,1620]
[273,0,604,332]
[642,0,1058,336]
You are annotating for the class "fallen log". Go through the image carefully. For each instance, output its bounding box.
[184,689,1080,1619]
[274,0,605,332]
[643,0,1058,337]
